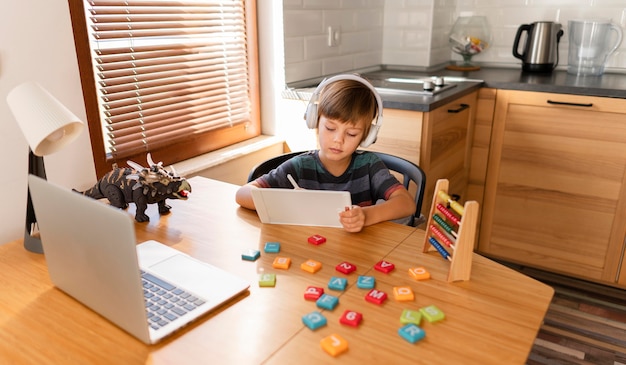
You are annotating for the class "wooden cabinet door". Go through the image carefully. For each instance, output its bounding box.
[466,88,497,236]
[420,91,478,218]
[365,108,423,166]
[362,108,423,204]
[479,90,626,285]
[619,242,626,286]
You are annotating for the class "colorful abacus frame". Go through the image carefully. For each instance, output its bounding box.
[422,179,479,282]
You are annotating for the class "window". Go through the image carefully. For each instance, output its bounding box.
[68,0,260,177]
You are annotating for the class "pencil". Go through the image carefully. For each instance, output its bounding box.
[287,174,300,189]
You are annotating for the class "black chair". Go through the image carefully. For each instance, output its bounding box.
[247,151,426,226]
[247,151,305,183]
[374,151,426,227]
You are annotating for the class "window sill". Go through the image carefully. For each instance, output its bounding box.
[173,135,285,177]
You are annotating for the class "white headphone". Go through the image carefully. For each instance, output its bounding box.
[304,74,383,148]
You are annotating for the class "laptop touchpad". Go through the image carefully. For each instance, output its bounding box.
[148,255,245,300]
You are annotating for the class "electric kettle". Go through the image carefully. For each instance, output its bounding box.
[513,21,564,72]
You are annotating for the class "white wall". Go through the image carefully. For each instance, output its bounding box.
[457,0,626,70]
[283,0,385,83]
[284,0,626,83]
[382,0,457,68]
[0,0,97,245]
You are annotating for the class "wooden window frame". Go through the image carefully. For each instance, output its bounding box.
[67,0,260,177]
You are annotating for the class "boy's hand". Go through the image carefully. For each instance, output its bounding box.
[338,206,365,232]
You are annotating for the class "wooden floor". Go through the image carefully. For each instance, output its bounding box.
[504,265,626,365]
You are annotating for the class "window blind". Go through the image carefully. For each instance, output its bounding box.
[77,0,258,165]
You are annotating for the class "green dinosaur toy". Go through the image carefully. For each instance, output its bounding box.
[76,154,191,222]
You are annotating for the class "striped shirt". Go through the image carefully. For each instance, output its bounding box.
[256,150,403,207]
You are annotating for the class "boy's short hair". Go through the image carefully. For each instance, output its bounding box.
[317,79,378,143]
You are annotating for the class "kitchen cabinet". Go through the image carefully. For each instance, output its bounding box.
[419,91,478,218]
[466,88,496,226]
[365,108,423,166]
[367,91,478,219]
[617,245,626,287]
[364,108,424,207]
[477,89,626,286]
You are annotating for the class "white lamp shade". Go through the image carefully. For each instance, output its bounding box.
[7,82,84,156]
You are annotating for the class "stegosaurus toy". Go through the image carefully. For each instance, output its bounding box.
[76,154,191,222]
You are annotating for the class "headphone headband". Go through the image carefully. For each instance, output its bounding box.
[304,74,383,148]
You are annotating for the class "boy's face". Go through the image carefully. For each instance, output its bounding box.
[317,115,365,161]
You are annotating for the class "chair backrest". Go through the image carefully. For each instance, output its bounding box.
[372,151,426,227]
[246,151,426,226]
[247,151,305,183]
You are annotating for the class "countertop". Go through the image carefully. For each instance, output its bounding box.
[283,70,483,112]
[448,67,626,99]
[285,66,626,112]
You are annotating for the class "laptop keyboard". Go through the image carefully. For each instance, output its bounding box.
[142,271,207,330]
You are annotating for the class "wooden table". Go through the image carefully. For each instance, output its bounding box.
[0,177,553,364]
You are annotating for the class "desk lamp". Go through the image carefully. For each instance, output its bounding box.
[7,82,84,253]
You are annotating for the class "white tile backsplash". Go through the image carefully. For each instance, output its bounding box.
[381,1,439,68]
[283,11,325,37]
[457,1,626,70]
[284,1,385,83]
[283,37,304,64]
[283,0,626,83]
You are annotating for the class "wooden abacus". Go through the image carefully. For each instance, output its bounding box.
[422,179,478,282]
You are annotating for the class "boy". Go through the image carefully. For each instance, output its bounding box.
[235,75,415,232]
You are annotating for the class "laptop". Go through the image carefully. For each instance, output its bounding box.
[250,187,352,228]
[28,175,249,345]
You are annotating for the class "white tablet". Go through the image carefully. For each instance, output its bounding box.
[250,188,352,228]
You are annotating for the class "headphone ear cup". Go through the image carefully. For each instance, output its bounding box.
[359,117,382,148]
[305,103,318,129]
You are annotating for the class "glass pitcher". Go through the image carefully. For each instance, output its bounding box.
[567,19,623,76]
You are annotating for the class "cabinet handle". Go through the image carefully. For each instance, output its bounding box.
[447,103,469,113]
[546,100,593,107]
